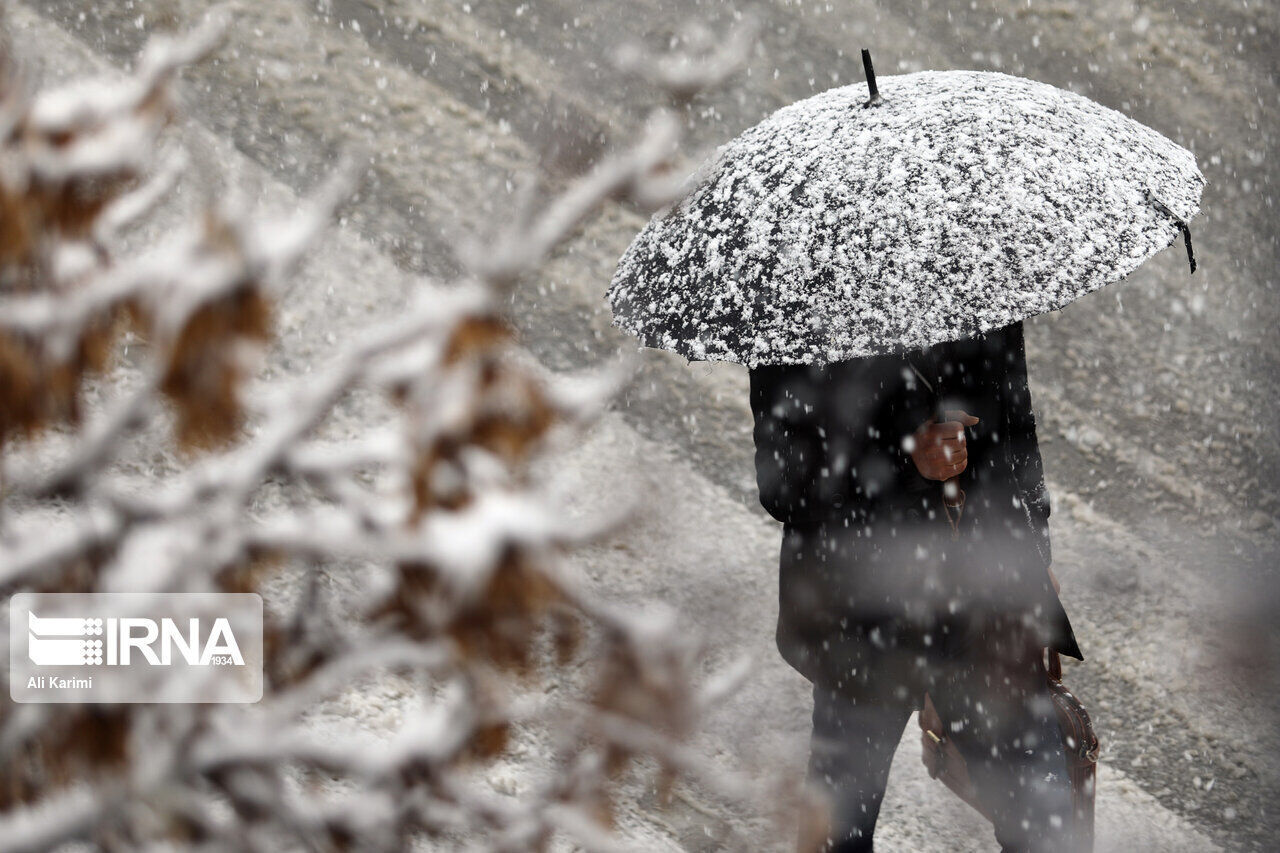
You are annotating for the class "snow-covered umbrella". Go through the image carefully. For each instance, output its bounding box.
[608,51,1204,367]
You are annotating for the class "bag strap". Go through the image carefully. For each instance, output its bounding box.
[1046,647,1063,682]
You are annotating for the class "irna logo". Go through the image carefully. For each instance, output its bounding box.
[11,592,262,704]
[27,611,245,667]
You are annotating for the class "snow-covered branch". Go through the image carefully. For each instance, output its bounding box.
[0,12,774,853]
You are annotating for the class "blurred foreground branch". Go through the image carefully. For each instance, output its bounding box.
[0,11,785,853]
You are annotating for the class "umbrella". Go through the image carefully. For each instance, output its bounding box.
[607,51,1204,367]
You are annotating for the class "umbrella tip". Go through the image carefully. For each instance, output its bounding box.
[861,48,883,108]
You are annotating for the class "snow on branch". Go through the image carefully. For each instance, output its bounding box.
[614,16,760,103]
[0,11,789,853]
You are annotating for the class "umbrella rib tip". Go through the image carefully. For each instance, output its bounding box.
[1145,188,1197,274]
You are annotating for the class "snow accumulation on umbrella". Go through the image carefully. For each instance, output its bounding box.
[608,70,1205,366]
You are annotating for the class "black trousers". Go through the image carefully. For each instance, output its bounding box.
[808,620,1076,852]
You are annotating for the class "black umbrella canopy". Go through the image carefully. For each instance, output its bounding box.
[608,66,1204,367]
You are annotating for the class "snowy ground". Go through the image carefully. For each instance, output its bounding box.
[8,0,1278,850]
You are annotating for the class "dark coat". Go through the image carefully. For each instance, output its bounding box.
[750,321,1080,695]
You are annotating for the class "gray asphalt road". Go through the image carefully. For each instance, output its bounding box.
[20,0,1279,848]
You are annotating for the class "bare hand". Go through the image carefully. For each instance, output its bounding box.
[909,410,980,481]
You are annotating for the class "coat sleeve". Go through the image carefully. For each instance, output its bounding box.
[1003,323,1053,562]
[749,360,928,525]
[749,365,847,525]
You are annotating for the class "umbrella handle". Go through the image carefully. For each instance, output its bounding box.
[941,476,964,508]
[936,404,965,509]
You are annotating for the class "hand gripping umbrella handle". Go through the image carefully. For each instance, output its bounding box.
[910,356,965,515]
[908,357,965,512]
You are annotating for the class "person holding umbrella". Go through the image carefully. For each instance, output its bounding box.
[608,52,1202,852]
[749,319,1080,851]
